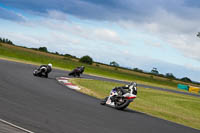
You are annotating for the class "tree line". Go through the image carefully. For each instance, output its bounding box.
[0,37,14,45]
[34,46,93,64]
[109,61,193,83]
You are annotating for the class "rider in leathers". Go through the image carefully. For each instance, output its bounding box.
[110,82,137,102]
[114,82,137,95]
[38,63,52,78]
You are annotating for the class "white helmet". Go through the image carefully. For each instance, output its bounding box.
[48,63,52,68]
[126,82,137,88]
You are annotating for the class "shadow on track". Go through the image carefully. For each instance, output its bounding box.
[103,104,144,115]
[122,108,145,115]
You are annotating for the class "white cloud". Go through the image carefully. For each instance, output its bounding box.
[93,28,127,45]
[47,10,68,20]
[48,32,81,46]
[118,8,200,62]
[21,14,127,45]
[143,39,162,47]
[184,63,200,72]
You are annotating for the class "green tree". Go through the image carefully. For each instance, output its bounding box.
[38,47,48,52]
[7,40,13,45]
[55,52,59,55]
[110,61,119,67]
[151,67,159,74]
[5,39,9,43]
[165,73,176,79]
[133,68,143,72]
[79,55,93,65]
[180,77,192,83]
[2,38,5,43]
[197,32,200,38]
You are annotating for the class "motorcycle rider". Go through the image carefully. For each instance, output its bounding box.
[75,66,85,77]
[69,66,85,77]
[77,66,85,74]
[114,82,137,95]
[101,82,137,104]
[38,63,52,78]
[110,82,137,102]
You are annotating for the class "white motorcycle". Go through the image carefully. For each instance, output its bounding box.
[33,67,48,77]
[100,82,137,110]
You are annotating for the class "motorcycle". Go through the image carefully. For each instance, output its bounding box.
[68,66,85,77]
[33,67,48,78]
[100,83,137,110]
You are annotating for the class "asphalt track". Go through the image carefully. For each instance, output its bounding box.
[0,59,199,133]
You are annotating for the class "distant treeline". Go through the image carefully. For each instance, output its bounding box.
[96,61,196,84]
[30,47,77,59]
[0,37,14,45]
[130,67,196,84]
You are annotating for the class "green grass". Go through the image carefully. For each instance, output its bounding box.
[70,78,200,130]
[1,43,199,93]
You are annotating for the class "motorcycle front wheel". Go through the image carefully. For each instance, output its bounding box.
[114,99,131,110]
[33,70,38,76]
[100,97,108,105]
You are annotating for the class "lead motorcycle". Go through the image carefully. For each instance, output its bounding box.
[33,67,47,77]
[100,82,137,110]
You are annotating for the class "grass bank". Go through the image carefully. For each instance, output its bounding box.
[70,78,200,130]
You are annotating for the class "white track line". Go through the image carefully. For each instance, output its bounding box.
[0,118,34,133]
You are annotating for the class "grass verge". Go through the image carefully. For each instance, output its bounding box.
[70,78,200,130]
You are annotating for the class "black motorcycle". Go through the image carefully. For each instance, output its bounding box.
[68,66,85,77]
[33,67,48,78]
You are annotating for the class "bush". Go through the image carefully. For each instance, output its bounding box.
[133,68,143,73]
[165,73,176,79]
[38,47,48,52]
[151,67,159,74]
[180,77,192,83]
[79,55,93,65]
[110,61,119,67]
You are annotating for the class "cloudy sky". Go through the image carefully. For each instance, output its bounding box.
[0,0,200,81]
